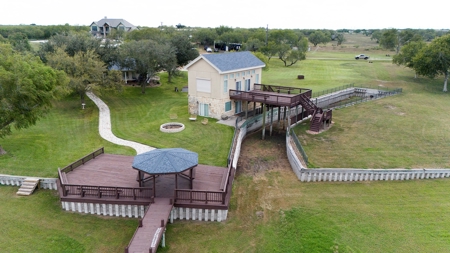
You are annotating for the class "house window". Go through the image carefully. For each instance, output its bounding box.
[118,26,125,31]
[199,103,209,117]
[246,71,250,76]
[242,72,245,77]
[236,73,240,78]
[225,101,232,112]
[230,73,234,79]
[252,70,255,74]
[91,26,98,31]
[245,79,251,91]
[223,80,228,93]
[196,78,211,93]
[256,74,260,84]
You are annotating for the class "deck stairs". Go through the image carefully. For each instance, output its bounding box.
[126,198,174,253]
[17,178,40,196]
[297,93,330,133]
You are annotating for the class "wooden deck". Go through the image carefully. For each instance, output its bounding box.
[126,198,173,253]
[60,153,231,208]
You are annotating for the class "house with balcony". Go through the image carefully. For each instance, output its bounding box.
[184,51,265,120]
[90,17,138,38]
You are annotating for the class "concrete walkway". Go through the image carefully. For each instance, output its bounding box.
[86,91,155,154]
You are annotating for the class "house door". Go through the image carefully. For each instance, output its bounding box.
[236,81,242,91]
[235,101,242,114]
[245,79,251,91]
[198,103,209,117]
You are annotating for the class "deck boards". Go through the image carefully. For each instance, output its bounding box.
[64,154,227,199]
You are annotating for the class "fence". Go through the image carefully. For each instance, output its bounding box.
[320,88,403,110]
[288,129,308,164]
[312,84,354,98]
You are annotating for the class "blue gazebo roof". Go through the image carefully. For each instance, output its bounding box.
[132,148,198,174]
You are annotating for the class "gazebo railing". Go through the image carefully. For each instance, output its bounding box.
[60,147,104,173]
[61,184,153,200]
[174,189,225,204]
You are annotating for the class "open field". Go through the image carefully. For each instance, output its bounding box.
[2,33,450,252]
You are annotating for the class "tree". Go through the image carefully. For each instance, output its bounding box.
[171,34,199,67]
[46,47,121,102]
[244,38,264,52]
[413,35,450,92]
[192,28,218,46]
[392,41,426,78]
[276,37,308,67]
[8,32,32,52]
[0,44,68,152]
[336,33,345,46]
[379,29,398,51]
[119,40,163,93]
[252,52,269,71]
[308,31,330,47]
[260,41,278,61]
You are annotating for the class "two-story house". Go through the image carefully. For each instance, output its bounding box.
[185,51,265,120]
[90,17,138,38]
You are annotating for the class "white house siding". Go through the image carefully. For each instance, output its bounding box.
[187,58,263,120]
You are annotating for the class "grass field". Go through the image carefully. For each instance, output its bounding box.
[2,33,450,252]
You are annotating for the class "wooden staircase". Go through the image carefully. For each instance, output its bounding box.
[17,178,40,196]
[297,93,331,133]
[310,113,323,132]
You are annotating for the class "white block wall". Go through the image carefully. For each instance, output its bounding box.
[61,201,147,218]
[0,174,58,190]
[170,207,228,223]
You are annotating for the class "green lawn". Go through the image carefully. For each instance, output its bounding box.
[0,72,233,177]
[2,32,450,252]
[0,186,136,253]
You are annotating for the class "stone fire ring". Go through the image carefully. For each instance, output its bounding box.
[160,122,185,133]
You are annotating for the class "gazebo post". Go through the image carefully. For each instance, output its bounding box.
[175,174,178,190]
[153,175,156,198]
[190,168,193,189]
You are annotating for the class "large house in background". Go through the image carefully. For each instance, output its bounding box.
[185,51,265,120]
[90,17,138,38]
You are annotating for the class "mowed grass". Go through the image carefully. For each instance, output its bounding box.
[0,186,136,253]
[0,72,233,177]
[159,134,450,252]
[2,32,450,252]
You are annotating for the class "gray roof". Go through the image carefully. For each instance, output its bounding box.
[92,18,137,30]
[194,51,265,73]
[132,148,198,174]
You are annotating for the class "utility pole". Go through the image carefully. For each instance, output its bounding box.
[265,24,269,46]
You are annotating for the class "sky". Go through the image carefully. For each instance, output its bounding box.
[2,0,449,30]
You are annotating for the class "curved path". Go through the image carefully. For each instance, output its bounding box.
[86,91,155,154]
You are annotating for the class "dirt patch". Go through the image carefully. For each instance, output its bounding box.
[236,131,291,177]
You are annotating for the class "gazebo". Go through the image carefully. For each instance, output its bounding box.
[132,148,198,198]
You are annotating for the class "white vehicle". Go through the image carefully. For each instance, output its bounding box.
[355,54,369,60]
[206,47,213,52]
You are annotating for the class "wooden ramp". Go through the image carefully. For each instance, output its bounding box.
[126,198,174,253]
[17,178,40,196]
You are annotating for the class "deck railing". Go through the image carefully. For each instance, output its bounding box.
[61,184,153,200]
[174,161,234,205]
[60,147,104,173]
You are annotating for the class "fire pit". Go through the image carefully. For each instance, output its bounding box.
[160,122,185,133]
